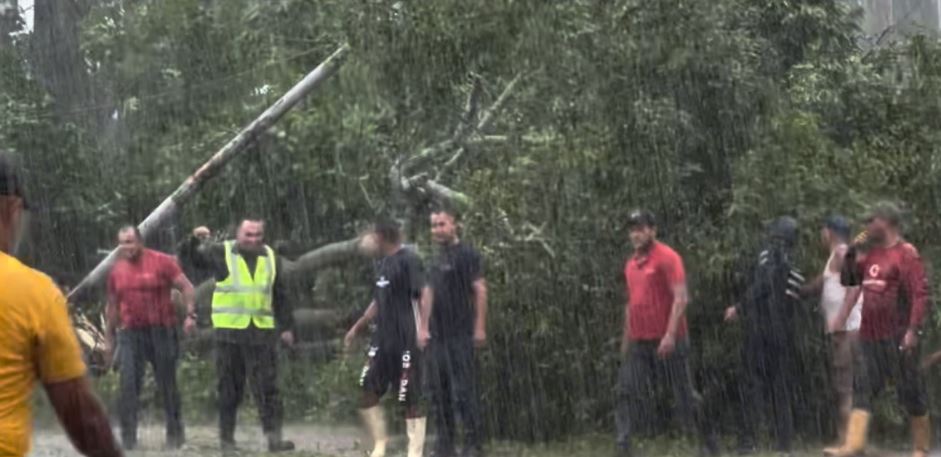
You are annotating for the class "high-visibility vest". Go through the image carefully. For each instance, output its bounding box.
[211,241,277,330]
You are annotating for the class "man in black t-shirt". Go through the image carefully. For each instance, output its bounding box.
[427,208,488,457]
[345,219,431,457]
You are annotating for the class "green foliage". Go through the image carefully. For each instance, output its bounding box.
[7,0,941,446]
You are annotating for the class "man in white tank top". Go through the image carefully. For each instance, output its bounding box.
[802,215,862,443]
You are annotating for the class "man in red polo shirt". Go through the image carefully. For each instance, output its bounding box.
[106,225,197,450]
[615,210,716,457]
[825,202,931,457]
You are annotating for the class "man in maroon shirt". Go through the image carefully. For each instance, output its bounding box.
[825,202,931,457]
[106,225,197,450]
[615,210,716,457]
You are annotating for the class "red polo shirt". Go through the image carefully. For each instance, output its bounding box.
[108,248,183,329]
[625,241,688,341]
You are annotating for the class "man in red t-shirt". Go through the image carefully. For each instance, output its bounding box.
[825,202,931,457]
[615,210,716,457]
[106,225,196,450]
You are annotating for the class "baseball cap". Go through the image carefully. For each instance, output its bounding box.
[864,201,902,226]
[823,215,851,240]
[627,209,656,228]
[0,150,30,209]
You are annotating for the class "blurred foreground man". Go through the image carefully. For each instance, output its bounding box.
[724,216,804,455]
[187,219,296,452]
[616,210,716,457]
[106,225,195,449]
[427,207,488,457]
[825,202,931,457]
[345,219,432,457]
[0,151,122,457]
[800,216,862,443]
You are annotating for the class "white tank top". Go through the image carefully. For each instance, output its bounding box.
[821,245,862,332]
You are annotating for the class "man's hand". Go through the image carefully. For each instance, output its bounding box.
[183,316,197,337]
[417,327,431,350]
[902,329,919,353]
[280,330,295,348]
[102,338,115,369]
[657,333,676,358]
[193,226,211,240]
[724,306,738,323]
[473,328,487,348]
[828,317,844,334]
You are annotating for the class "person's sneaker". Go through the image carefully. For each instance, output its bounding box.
[268,440,296,452]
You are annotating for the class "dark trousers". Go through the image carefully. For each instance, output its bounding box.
[118,326,184,446]
[738,337,795,452]
[853,339,928,416]
[216,339,284,442]
[429,339,483,453]
[616,340,709,450]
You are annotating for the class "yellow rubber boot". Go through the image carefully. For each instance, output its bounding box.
[823,410,870,457]
[912,415,930,457]
[406,417,427,457]
[359,406,388,457]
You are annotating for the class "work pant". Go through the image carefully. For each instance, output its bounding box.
[829,331,857,438]
[216,339,284,442]
[615,339,709,450]
[118,326,184,446]
[738,337,795,452]
[428,338,483,453]
[852,338,928,416]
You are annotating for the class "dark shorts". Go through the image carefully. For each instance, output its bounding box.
[360,345,423,407]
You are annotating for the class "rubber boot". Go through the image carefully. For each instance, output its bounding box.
[407,417,427,457]
[360,406,388,457]
[823,410,870,457]
[912,415,930,457]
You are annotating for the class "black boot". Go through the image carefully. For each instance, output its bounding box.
[267,432,296,453]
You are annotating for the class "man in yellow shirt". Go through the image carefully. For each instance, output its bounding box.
[0,150,121,457]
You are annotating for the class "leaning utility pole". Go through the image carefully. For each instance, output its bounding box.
[68,44,351,302]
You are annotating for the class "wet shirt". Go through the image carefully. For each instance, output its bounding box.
[0,251,87,456]
[846,242,930,341]
[429,242,483,340]
[373,248,426,349]
[107,248,183,329]
[740,246,804,344]
[182,237,295,344]
[625,241,688,341]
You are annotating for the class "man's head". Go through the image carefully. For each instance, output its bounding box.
[236,219,266,253]
[627,209,657,251]
[116,225,144,260]
[373,217,402,254]
[0,151,30,256]
[864,201,903,245]
[768,216,798,250]
[821,215,850,248]
[430,207,460,246]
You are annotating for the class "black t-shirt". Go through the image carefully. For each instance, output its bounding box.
[373,247,426,349]
[429,242,483,340]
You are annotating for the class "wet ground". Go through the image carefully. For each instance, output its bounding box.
[29,424,936,457]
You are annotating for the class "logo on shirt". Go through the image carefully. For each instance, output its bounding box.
[398,351,412,402]
[376,276,390,288]
[868,264,880,278]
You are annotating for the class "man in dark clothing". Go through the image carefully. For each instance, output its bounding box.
[183,219,295,452]
[345,219,431,457]
[426,208,488,457]
[616,210,717,457]
[824,202,931,457]
[724,216,804,455]
[106,225,196,450]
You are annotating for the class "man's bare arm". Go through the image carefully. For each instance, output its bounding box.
[420,286,433,333]
[830,286,861,332]
[44,377,122,457]
[472,278,488,344]
[664,282,689,339]
[172,274,196,317]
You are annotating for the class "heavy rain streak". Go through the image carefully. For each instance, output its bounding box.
[4,1,941,456]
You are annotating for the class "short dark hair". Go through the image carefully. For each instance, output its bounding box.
[0,150,30,209]
[374,217,401,245]
[865,201,903,227]
[430,204,461,222]
[118,224,142,241]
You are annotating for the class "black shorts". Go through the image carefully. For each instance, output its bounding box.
[360,345,423,406]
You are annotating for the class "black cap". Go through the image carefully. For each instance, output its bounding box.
[768,216,798,245]
[627,209,656,228]
[0,150,29,209]
[864,201,903,227]
[823,214,851,240]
